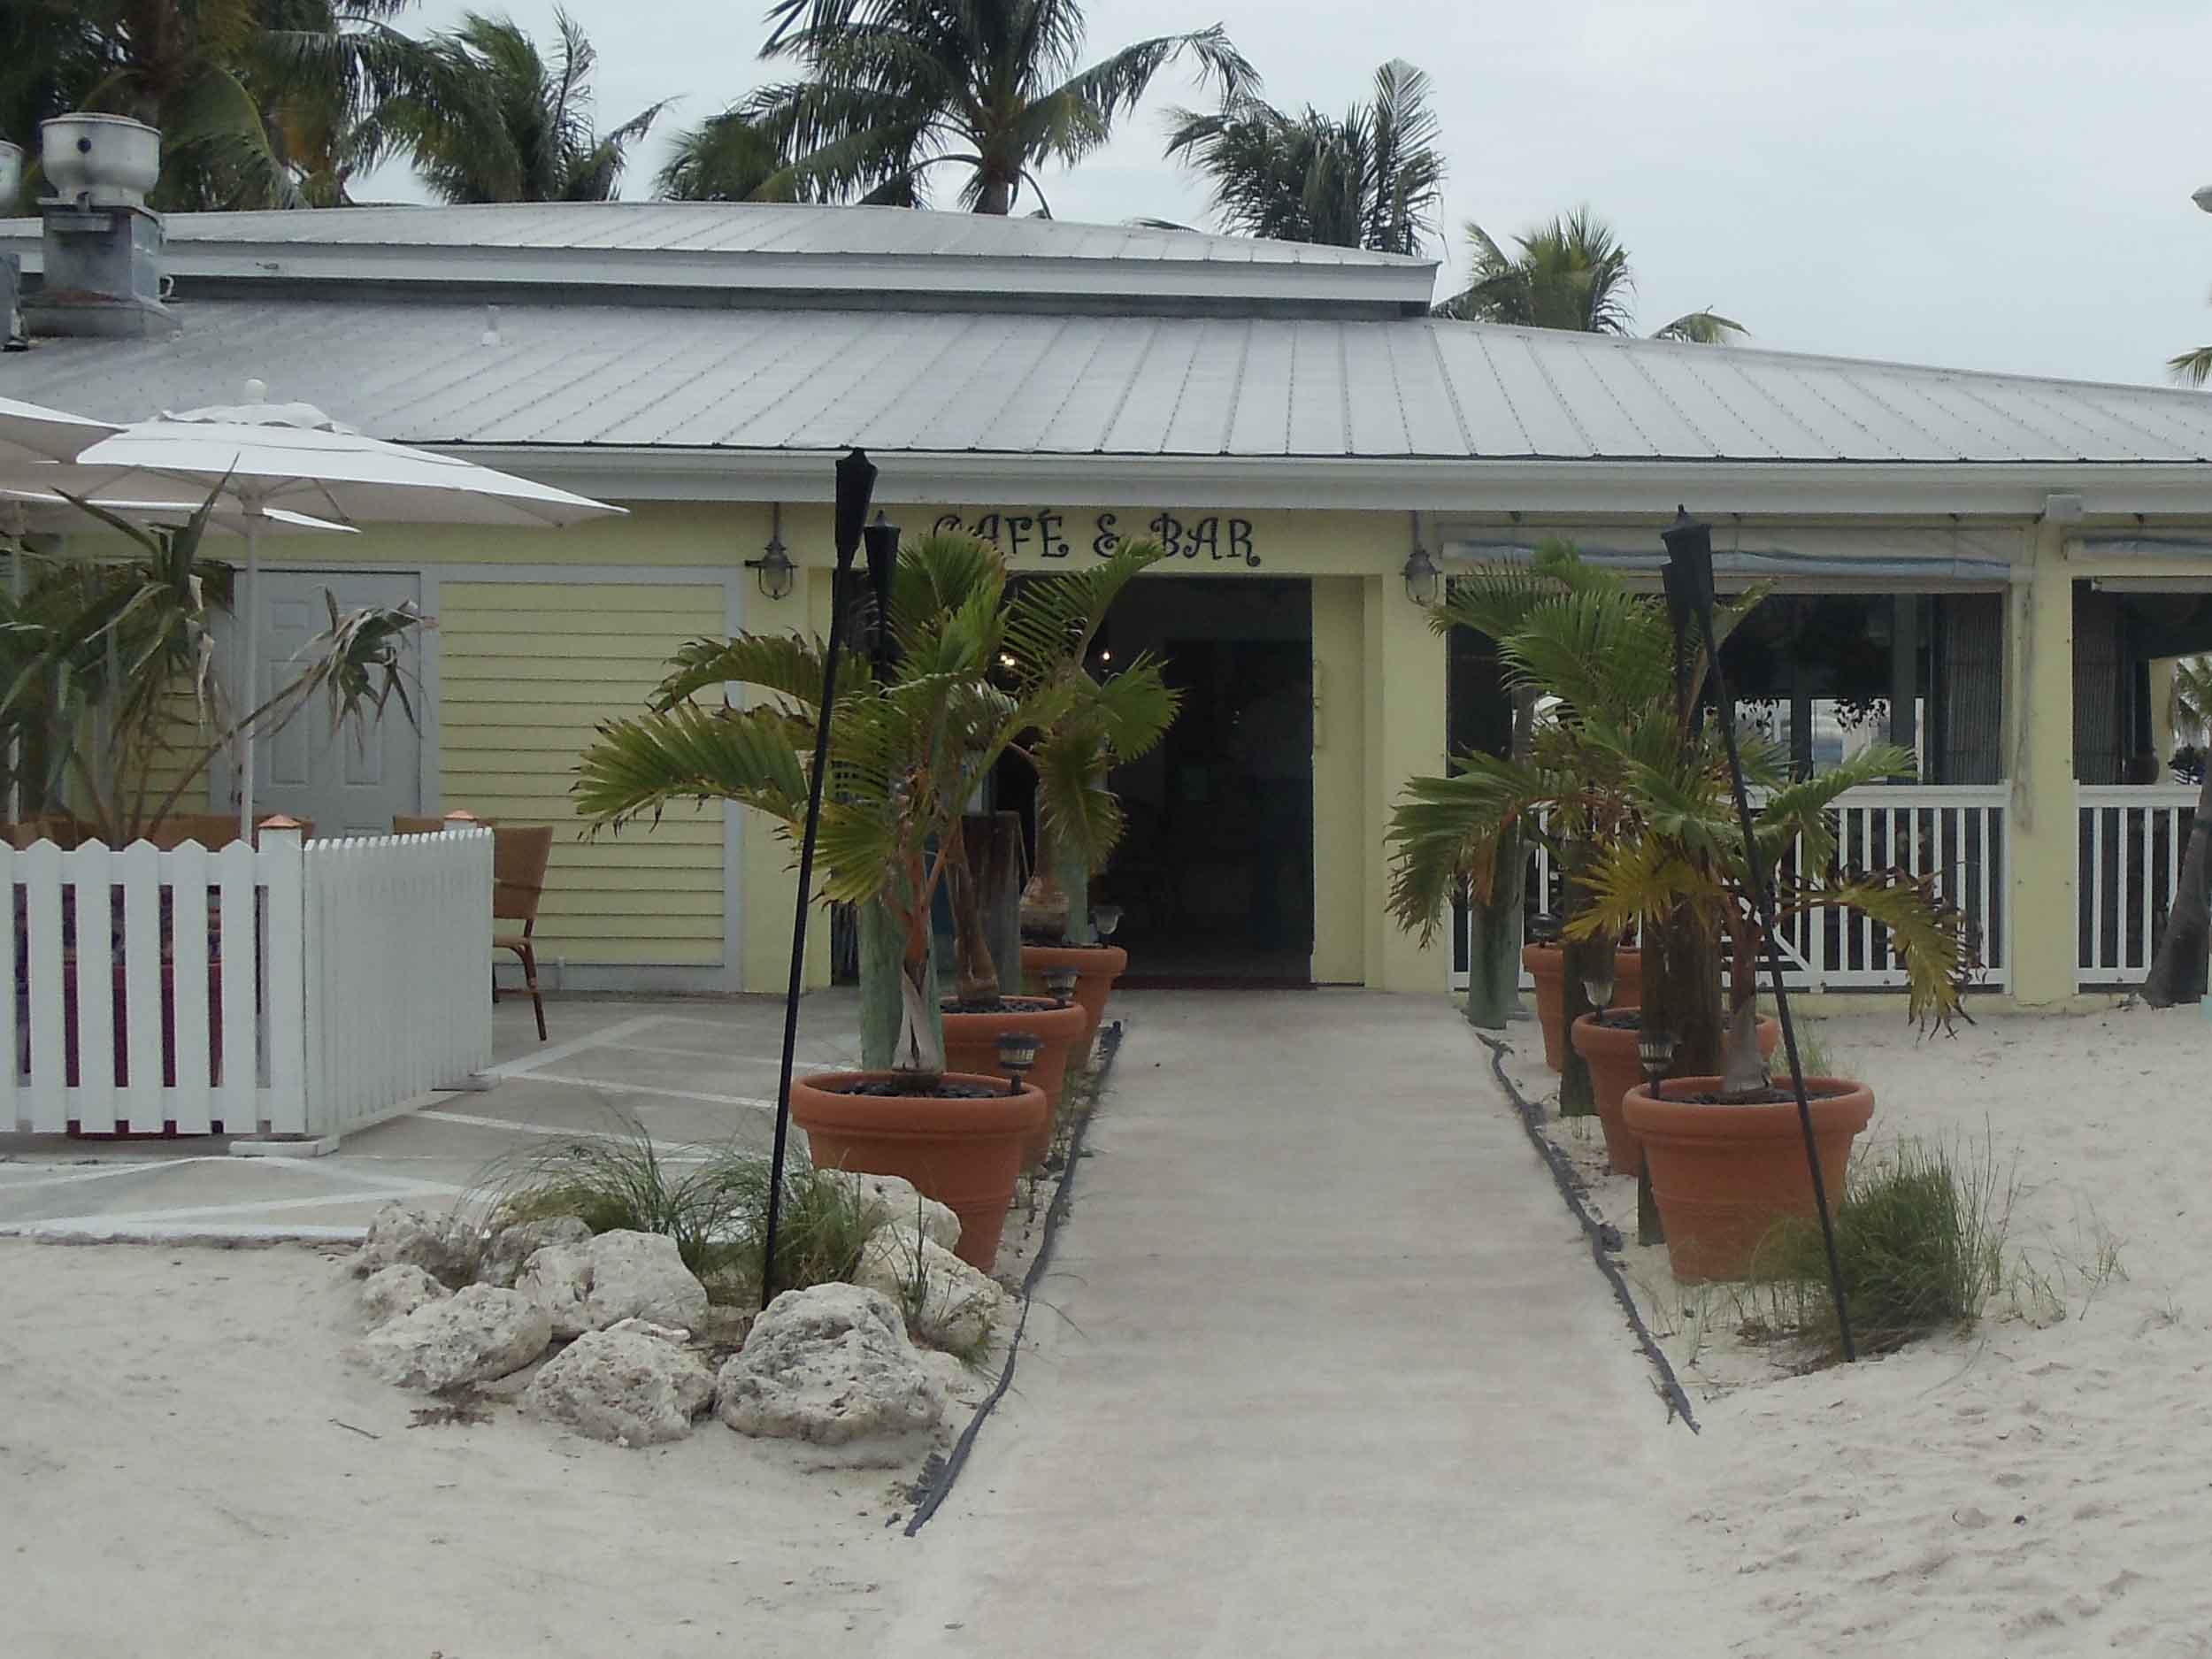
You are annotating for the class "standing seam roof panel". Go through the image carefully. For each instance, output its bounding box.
[1659,357,1791,460]
[784,316,985,450]
[1223,322,1297,457]
[1341,322,1415,456]
[1157,319,1251,454]
[1819,372,1978,461]
[709,314,902,447]
[1724,359,1902,460]
[1033,321,1166,454]
[1102,319,1207,455]
[1286,321,1352,456]
[919,317,1065,452]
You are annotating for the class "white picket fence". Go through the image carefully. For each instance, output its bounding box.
[2,824,492,1137]
[2078,785,2200,986]
[1455,784,2010,994]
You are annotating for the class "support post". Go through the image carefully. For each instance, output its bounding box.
[2008,526,2078,1005]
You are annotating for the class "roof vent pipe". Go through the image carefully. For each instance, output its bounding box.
[27,113,178,340]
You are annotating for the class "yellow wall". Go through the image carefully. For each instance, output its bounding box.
[225,498,1456,995]
[437,580,728,968]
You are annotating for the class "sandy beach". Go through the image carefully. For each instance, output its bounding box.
[7,996,2212,1655]
[0,1241,917,1659]
[1513,1002,2212,1655]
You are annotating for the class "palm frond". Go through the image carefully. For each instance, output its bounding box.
[574,702,810,832]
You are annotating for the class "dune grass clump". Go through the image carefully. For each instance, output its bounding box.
[472,1111,872,1305]
[1753,1134,2010,1356]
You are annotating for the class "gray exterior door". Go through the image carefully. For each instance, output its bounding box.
[214,569,425,838]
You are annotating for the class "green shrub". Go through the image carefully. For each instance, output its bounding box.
[471,1112,873,1305]
[1753,1135,2008,1356]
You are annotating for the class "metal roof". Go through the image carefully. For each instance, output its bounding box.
[0,202,1437,317]
[12,296,2212,472]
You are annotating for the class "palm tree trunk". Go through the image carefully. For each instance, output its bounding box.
[943,817,1005,1005]
[1463,827,1521,1030]
[1557,841,1607,1117]
[1643,901,1724,1077]
[2144,770,2212,1005]
[974,172,1015,215]
[860,895,944,1075]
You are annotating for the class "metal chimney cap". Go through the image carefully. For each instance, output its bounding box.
[40,112,161,210]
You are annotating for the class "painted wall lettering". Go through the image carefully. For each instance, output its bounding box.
[930,508,1261,567]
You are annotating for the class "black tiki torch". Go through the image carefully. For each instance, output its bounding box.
[759,448,877,1310]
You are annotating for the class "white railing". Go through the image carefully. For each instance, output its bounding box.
[1455,784,2010,995]
[3,824,492,1138]
[2078,786,2200,986]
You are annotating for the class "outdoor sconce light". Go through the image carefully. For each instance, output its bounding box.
[1091,903,1123,941]
[995,1029,1044,1097]
[1043,966,1080,1005]
[1582,963,1617,1017]
[1637,1027,1677,1093]
[1402,543,1440,606]
[745,505,795,601]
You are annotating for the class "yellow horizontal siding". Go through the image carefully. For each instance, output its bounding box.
[440,579,727,969]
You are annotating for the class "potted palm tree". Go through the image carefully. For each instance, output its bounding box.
[1390,547,1970,1277]
[577,534,1164,1267]
[941,551,1177,1136]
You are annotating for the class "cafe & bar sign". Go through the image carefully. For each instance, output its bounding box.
[930,508,1262,567]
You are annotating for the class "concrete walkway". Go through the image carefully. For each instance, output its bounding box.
[0,994,871,1237]
[886,990,1735,1656]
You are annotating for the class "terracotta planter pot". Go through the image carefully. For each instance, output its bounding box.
[790,1070,1047,1271]
[1571,1011,1779,1177]
[1524,945,1642,1072]
[941,995,1089,1167]
[1622,1076,1876,1283]
[1018,942,1127,1053]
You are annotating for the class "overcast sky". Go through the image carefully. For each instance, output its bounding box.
[375,0,2212,388]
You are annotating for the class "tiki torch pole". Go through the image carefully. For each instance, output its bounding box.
[1662,508,1857,1362]
[760,448,877,1311]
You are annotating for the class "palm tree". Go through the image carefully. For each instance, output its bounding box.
[1388,546,1967,1091]
[576,534,1174,1076]
[2170,656,2212,746]
[1164,59,1444,254]
[0,491,426,843]
[1436,207,1745,342]
[382,10,665,204]
[725,0,1254,215]
[1,0,434,211]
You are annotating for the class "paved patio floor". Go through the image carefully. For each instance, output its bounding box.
[0,993,871,1238]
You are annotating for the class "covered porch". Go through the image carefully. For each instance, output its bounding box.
[1444,520,2209,1003]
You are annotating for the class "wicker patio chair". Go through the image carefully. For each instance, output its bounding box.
[493,825,555,1042]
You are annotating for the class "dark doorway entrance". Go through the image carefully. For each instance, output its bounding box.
[1088,578,1315,985]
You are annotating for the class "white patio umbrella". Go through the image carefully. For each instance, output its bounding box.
[70,388,624,833]
[1,487,357,539]
[0,395,121,468]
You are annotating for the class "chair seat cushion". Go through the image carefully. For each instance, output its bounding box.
[495,933,532,952]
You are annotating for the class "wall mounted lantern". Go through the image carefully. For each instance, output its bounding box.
[745,503,795,601]
[1402,543,1440,606]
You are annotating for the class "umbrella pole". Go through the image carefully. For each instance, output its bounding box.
[237,515,260,841]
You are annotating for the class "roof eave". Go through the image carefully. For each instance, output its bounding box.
[433,446,2212,517]
[0,230,1439,313]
